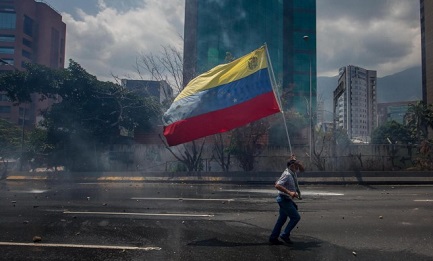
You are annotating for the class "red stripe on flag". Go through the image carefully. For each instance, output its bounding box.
[163,92,279,146]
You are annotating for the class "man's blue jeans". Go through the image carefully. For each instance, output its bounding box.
[269,195,301,240]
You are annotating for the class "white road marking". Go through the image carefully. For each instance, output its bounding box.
[9,189,48,194]
[0,242,160,251]
[414,200,433,202]
[131,197,234,202]
[64,211,214,217]
[303,192,344,196]
[221,189,344,196]
[29,189,48,194]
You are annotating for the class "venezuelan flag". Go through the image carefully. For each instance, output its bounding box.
[163,46,280,146]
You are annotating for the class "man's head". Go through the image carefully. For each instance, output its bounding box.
[287,159,298,169]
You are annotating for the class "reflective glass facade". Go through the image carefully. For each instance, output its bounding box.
[184,0,316,113]
[0,34,14,42]
[0,46,13,54]
[420,0,433,138]
[0,11,16,30]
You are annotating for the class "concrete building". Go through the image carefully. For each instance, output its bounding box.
[420,0,433,138]
[183,0,316,114]
[377,101,419,125]
[334,65,377,143]
[0,0,66,128]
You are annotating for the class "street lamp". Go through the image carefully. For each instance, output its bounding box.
[303,35,313,163]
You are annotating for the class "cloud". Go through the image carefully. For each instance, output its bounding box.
[55,0,420,80]
[61,0,185,81]
[317,0,421,76]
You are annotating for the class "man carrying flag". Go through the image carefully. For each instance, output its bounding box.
[269,155,305,245]
[163,46,280,146]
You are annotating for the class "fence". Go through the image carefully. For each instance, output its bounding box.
[145,143,428,172]
[9,143,430,172]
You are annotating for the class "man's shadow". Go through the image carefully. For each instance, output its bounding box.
[187,237,321,250]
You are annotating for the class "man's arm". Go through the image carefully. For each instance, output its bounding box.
[275,183,298,198]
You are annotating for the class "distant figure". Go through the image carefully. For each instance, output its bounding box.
[269,155,305,245]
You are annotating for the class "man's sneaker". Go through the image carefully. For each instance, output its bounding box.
[269,239,284,245]
[280,236,293,244]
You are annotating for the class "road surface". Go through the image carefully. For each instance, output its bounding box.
[0,180,432,260]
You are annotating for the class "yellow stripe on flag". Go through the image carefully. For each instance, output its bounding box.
[174,46,268,102]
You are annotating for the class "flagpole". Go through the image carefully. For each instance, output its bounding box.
[264,44,293,155]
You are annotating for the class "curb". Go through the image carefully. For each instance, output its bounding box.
[4,173,433,185]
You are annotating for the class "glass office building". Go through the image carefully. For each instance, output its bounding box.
[420,0,433,138]
[183,0,316,113]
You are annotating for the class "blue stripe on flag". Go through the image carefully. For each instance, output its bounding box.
[163,68,272,125]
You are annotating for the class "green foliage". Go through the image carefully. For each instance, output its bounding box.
[0,119,22,176]
[0,60,160,171]
[371,121,415,144]
[27,128,53,154]
[0,62,62,103]
[42,61,157,144]
[406,101,432,142]
[0,118,21,159]
[413,140,433,170]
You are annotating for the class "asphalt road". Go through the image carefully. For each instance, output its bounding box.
[0,180,432,261]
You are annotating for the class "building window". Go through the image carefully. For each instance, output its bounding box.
[0,46,13,54]
[0,58,13,65]
[22,49,32,59]
[0,105,11,113]
[0,11,15,29]
[22,38,32,48]
[50,28,60,67]
[0,34,14,42]
[23,15,33,37]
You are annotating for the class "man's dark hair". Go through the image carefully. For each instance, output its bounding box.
[287,160,297,168]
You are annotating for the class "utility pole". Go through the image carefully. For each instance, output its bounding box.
[303,35,313,165]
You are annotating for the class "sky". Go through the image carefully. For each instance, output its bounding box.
[43,0,421,81]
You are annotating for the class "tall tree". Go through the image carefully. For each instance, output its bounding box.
[0,62,62,103]
[135,45,184,102]
[0,60,159,171]
[371,121,415,144]
[406,101,430,142]
[137,45,207,171]
[212,133,231,172]
[0,119,21,176]
[230,120,270,171]
[159,137,206,172]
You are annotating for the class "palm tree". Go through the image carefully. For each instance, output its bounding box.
[406,101,429,142]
